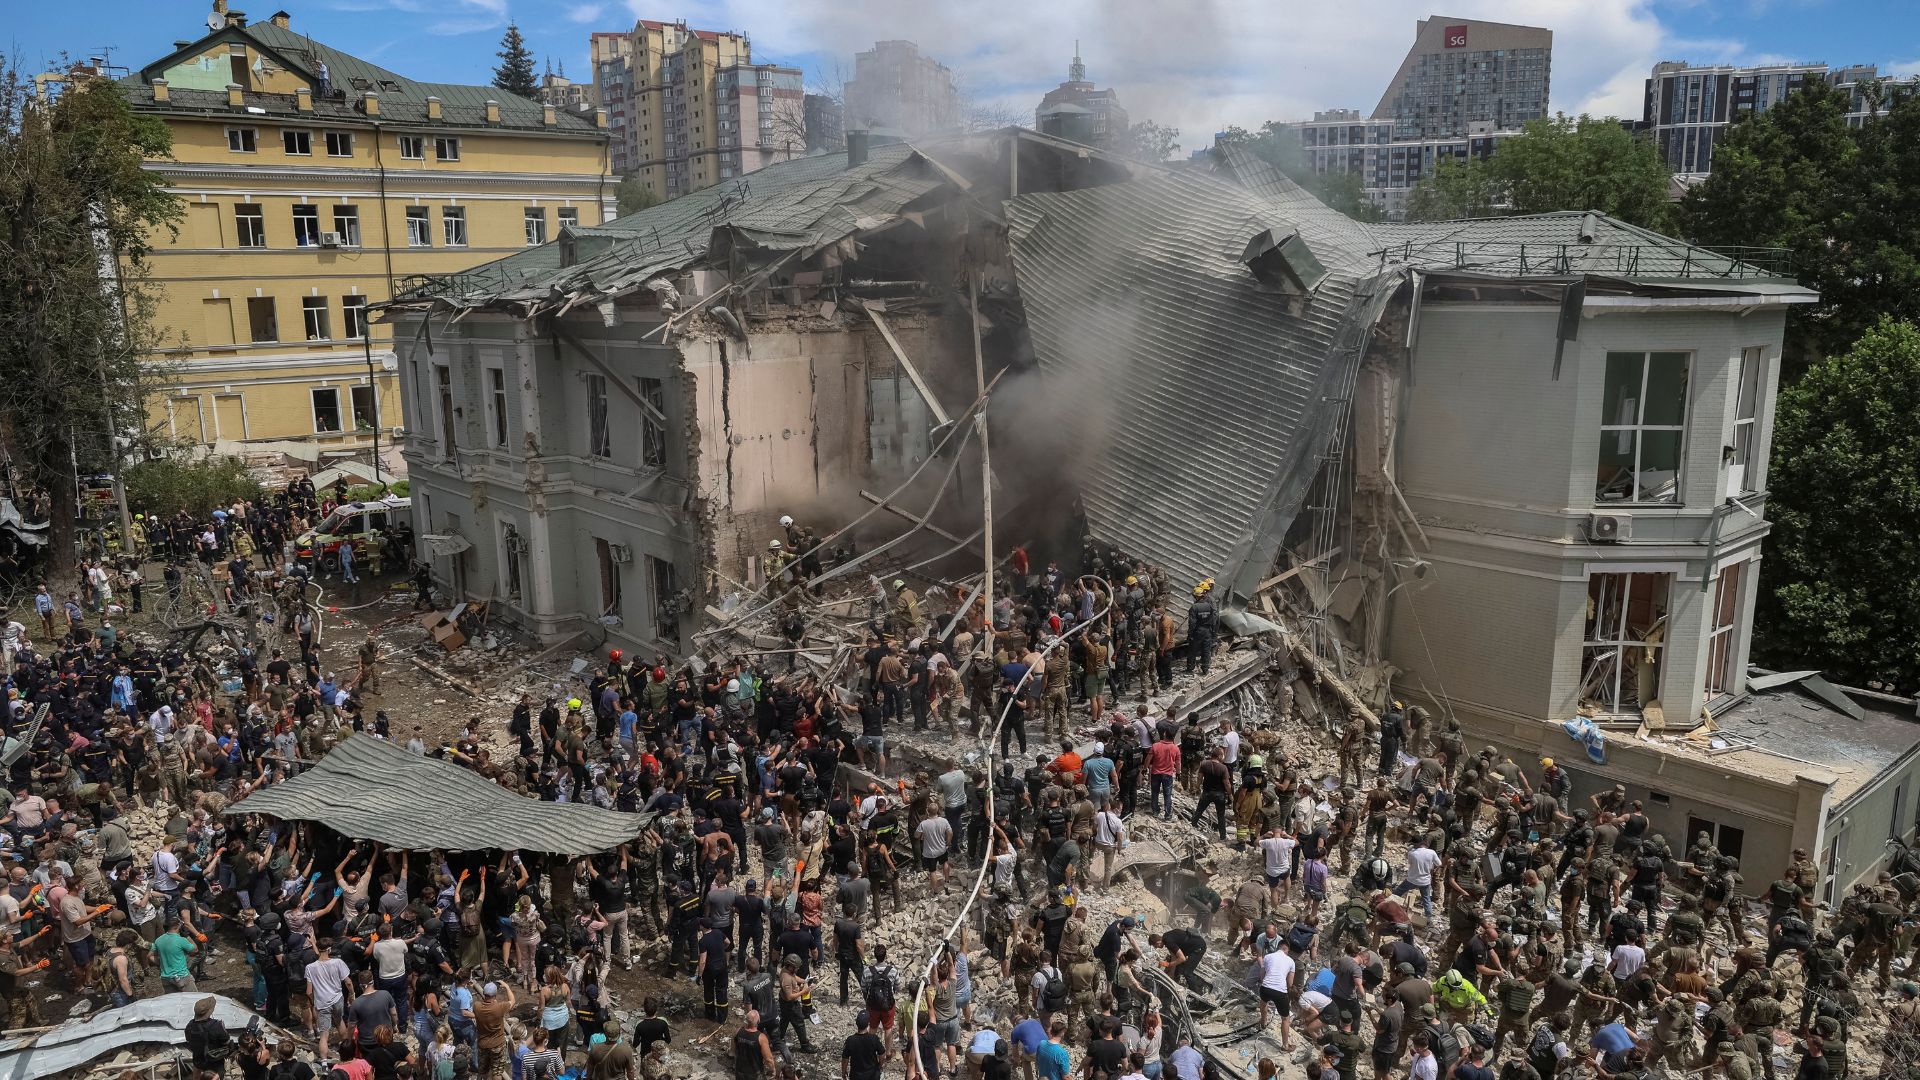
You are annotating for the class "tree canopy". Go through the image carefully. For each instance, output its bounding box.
[0,63,180,573]
[492,24,538,98]
[1404,114,1672,228]
[615,173,662,217]
[1753,318,1920,691]
[1119,120,1181,163]
[1215,122,1383,221]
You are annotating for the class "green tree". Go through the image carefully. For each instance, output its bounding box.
[1487,114,1674,229]
[615,173,661,217]
[1754,318,1920,690]
[1120,120,1181,162]
[1216,122,1384,221]
[1403,157,1500,220]
[0,63,181,574]
[1681,80,1920,369]
[492,24,538,98]
[123,455,263,519]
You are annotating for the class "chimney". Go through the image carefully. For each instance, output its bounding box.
[542,103,556,126]
[151,79,170,103]
[426,95,442,120]
[362,91,380,116]
[846,129,869,168]
[295,86,311,111]
[227,82,244,107]
[270,9,289,28]
[213,0,227,13]
[593,107,608,129]
[485,99,501,124]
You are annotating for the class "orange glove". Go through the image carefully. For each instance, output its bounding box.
[93,904,113,914]
[369,933,380,945]
[31,959,48,970]
[458,869,470,881]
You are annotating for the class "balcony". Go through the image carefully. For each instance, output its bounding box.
[1372,239,1794,281]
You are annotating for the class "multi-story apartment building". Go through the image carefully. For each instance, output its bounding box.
[1034,49,1129,151]
[804,93,845,152]
[842,40,960,137]
[590,20,803,201]
[122,2,612,461]
[1284,17,1550,218]
[537,72,594,111]
[1644,61,1891,176]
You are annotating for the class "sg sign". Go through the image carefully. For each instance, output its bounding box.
[1444,24,1469,48]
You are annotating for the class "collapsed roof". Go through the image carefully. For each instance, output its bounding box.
[389,129,1803,624]
[228,735,649,854]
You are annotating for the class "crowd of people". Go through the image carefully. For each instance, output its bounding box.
[0,500,1911,1080]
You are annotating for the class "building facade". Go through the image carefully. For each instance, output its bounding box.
[537,72,594,111]
[804,93,845,152]
[1293,110,1518,217]
[1372,16,1551,138]
[590,20,804,200]
[123,2,611,465]
[842,40,960,138]
[1643,61,1891,176]
[1034,49,1129,151]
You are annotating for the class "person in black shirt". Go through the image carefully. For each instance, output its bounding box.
[834,914,865,1005]
[1151,929,1207,991]
[735,881,767,972]
[633,997,672,1055]
[842,1011,889,1080]
[697,918,731,1022]
[1085,1020,1129,1079]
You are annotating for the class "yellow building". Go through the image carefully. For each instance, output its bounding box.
[125,2,612,466]
[591,21,804,200]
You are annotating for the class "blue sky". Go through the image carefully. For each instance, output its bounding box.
[12,0,1920,149]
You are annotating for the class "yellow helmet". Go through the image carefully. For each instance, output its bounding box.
[567,698,583,711]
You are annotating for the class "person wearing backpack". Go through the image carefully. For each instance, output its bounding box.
[1526,1014,1571,1080]
[1030,962,1068,1024]
[184,996,232,1076]
[863,946,899,1035]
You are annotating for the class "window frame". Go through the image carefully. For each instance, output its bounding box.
[639,376,668,468]
[233,205,267,248]
[586,372,611,458]
[291,203,322,247]
[282,129,313,156]
[557,206,580,230]
[524,206,548,246]
[404,206,432,248]
[310,386,344,433]
[325,130,354,157]
[350,384,378,431]
[300,296,329,341]
[594,537,624,620]
[331,204,360,247]
[246,295,277,343]
[227,127,258,153]
[342,295,367,341]
[398,134,425,160]
[1729,345,1763,495]
[442,206,468,247]
[1580,570,1673,717]
[434,136,461,162]
[434,364,456,459]
[648,554,678,644]
[1596,350,1691,505]
[488,367,510,448]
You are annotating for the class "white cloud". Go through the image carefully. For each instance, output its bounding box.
[567,3,607,24]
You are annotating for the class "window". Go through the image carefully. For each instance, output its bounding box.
[502,525,524,599]
[1703,561,1745,702]
[488,368,509,448]
[1581,571,1671,715]
[311,387,342,432]
[524,207,547,246]
[594,538,625,620]
[405,207,431,247]
[227,127,258,153]
[442,206,467,247]
[586,372,611,457]
[351,384,378,431]
[435,365,456,457]
[434,136,461,161]
[301,296,329,340]
[399,134,425,160]
[246,296,277,342]
[1598,350,1689,504]
[1686,816,1746,861]
[283,129,312,156]
[234,205,266,247]
[292,204,321,247]
[342,295,367,341]
[639,376,667,467]
[1895,780,1913,841]
[557,206,580,230]
[648,555,678,643]
[1729,346,1762,494]
[325,131,354,157]
[332,205,360,246]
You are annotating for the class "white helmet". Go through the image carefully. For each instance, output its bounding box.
[768,539,783,550]
[726,678,741,694]
[778,515,794,528]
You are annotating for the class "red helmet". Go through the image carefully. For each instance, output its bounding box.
[609,649,624,662]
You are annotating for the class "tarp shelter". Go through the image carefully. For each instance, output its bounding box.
[227,735,647,854]
[0,993,284,1080]
[310,460,384,490]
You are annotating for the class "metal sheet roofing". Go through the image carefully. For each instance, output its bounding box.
[227,735,645,854]
[1005,169,1403,619]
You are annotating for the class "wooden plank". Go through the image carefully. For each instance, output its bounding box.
[1257,549,1338,593]
[858,489,970,547]
[861,302,951,425]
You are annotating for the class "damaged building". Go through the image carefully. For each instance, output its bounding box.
[384,127,1920,891]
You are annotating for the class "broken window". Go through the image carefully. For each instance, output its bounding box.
[234,205,266,247]
[405,207,431,247]
[399,135,425,160]
[325,131,354,157]
[639,376,667,467]
[586,372,611,458]
[502,525,523,599]
[1703,560,1745,702]
[342,295,366,340]
[1581,571,1671,716]
[332,205,360,246]
[351,384,378,431]
[435,364,456,458]
[488,368,509,448]
[1597,350,1688,503]
[524,207,547,246]
[301,296,329,340]
[595,537,624,619]
[443,206,467,247]
[558,206,579,230]
[246,296,277,342]
[283,129,312,156]
[292,204,321,247]
[311,387,342,432]
[227,127,258,153]
[435,137,461,162]
[1729,346,1762,495]
[648,554,678,644]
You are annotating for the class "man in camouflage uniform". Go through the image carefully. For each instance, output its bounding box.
[1057,907,1102,1037]
[630,826,662,933]
[1339,710,1368,790]
[1489,970,1535,1059]
[1702,856,1750,946]
[1646,994,1696,1073]
[1734,983,1785,1080]
[1799,929,1846,1034]
[1042,655,1071,742]
[1567,963,1617,1049]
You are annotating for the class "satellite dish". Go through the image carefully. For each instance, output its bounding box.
[208,10,225,30]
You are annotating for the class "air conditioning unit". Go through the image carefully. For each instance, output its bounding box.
[608,543,634,564]
[318,231,342,248]
[1587,513,1632,543]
